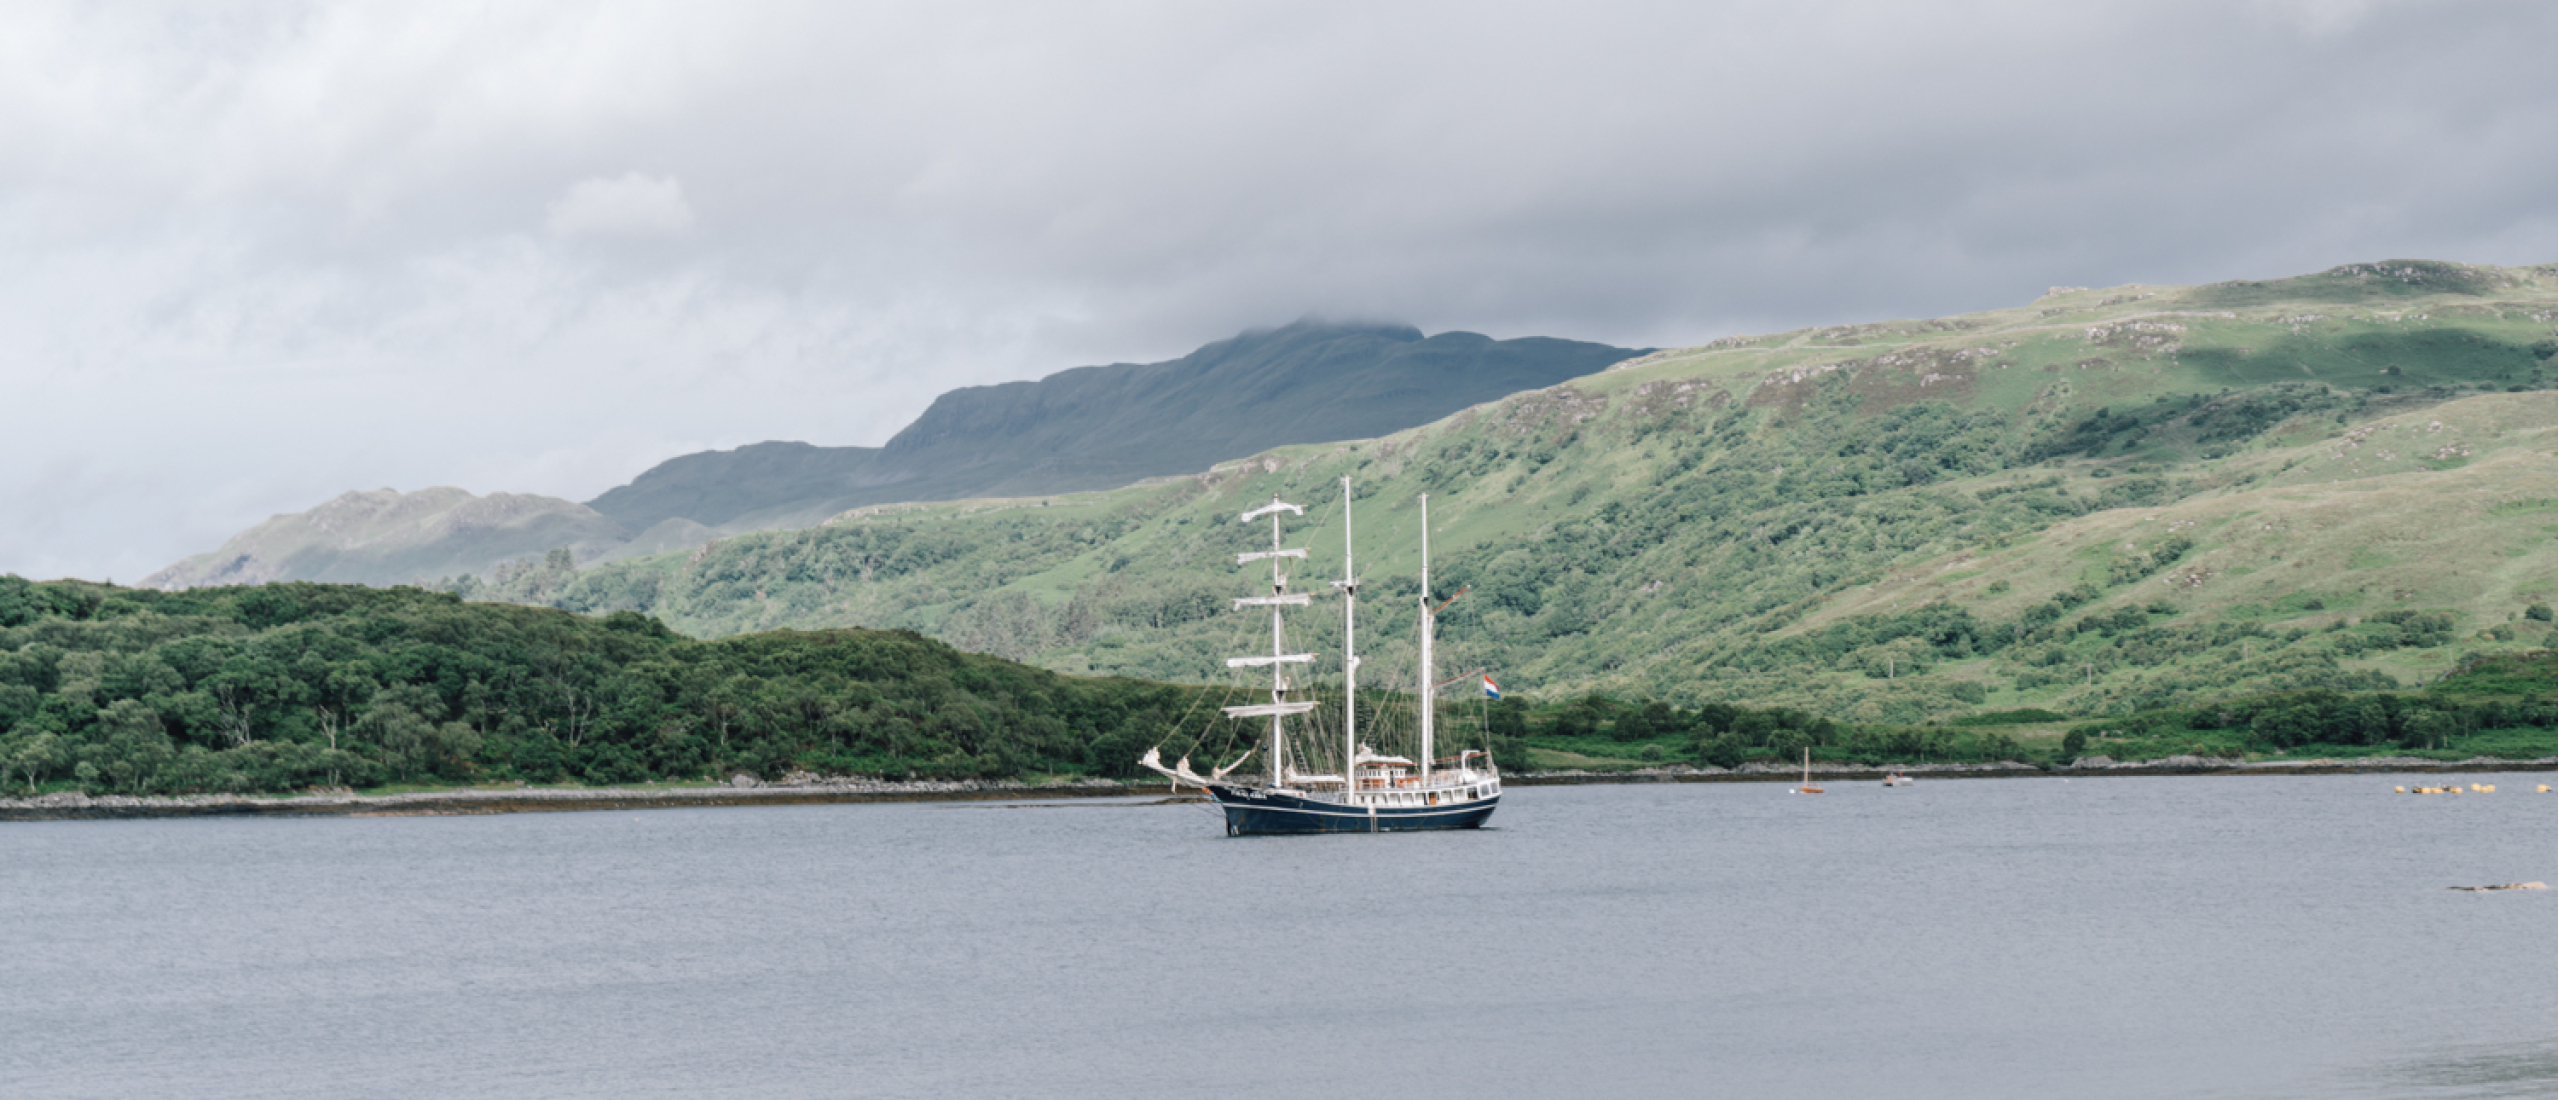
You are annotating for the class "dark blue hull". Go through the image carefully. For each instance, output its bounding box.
[1207,785,1498,836]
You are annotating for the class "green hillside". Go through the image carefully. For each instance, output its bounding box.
[448,260,2558,727]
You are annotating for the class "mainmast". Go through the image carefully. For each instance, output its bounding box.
[1331,477,1358,796]
[1418,493,1433,784]
[1228,498,1314,787]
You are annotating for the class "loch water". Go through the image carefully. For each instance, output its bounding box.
[5,774,2556,1099]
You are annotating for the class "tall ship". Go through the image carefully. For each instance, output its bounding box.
[1141,478,1502,835]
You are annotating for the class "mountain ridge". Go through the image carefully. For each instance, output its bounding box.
[146,320,1641,588]
[588,319,1639,531]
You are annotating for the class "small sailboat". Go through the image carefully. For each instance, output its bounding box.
[1140,480,1501,835]
[1789,747,1825,794]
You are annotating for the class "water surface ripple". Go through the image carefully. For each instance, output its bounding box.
[4,775,2552,1098]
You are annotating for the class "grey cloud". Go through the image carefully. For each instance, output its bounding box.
[546,174,695,237]
[2,0,2552,580]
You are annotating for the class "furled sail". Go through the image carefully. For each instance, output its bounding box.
[1226,654,1313,668]
[1138,747,1216,788]
[1222,701,1320,718]
[1211,749,1252,779]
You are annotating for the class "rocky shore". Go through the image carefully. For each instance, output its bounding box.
[8,755,2556,820]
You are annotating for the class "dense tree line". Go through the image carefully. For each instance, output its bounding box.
[1492,692,2046,768]
[0,577,1225,796]
[1493,655,2558,769]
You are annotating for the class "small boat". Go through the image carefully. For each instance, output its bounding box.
[1882,772,1914,787]
[1789,748,1825,795]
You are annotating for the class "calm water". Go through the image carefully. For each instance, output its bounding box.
[5,775,2556,1099]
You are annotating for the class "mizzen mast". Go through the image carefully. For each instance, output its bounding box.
[1330,477,1359,794]
[1418,493,1433,785]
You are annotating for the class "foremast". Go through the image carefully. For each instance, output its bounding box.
[1227,497,1316,787]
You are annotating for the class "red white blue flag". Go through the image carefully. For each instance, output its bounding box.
[1482,674,1501,699]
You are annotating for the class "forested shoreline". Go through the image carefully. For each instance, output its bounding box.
[0,577,1234,796]
[1499,652,2558,771]
[7,575,2558,800]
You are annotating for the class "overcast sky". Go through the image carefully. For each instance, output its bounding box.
[4,0,2553,581]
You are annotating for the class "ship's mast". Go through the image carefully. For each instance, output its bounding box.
[1418,493,1433,785]
[1227,498,1313,788]
[1333,477,1358,798]
[1265,503,1287,784]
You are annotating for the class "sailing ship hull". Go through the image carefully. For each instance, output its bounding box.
[1207,785,1498,836]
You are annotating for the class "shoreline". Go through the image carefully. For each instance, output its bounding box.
[1515,753,2558,785]
[6,754,2557,820]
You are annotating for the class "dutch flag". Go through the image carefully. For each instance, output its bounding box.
[1482,674,1501,699]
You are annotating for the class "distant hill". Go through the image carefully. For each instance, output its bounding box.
[585,320,1642,531]
[147,320,1642,588]
[144,488,627,589]
[452,259,2558,726]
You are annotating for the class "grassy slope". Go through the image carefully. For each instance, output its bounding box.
[455,260,2558,724]
[1808,395,2558,706]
